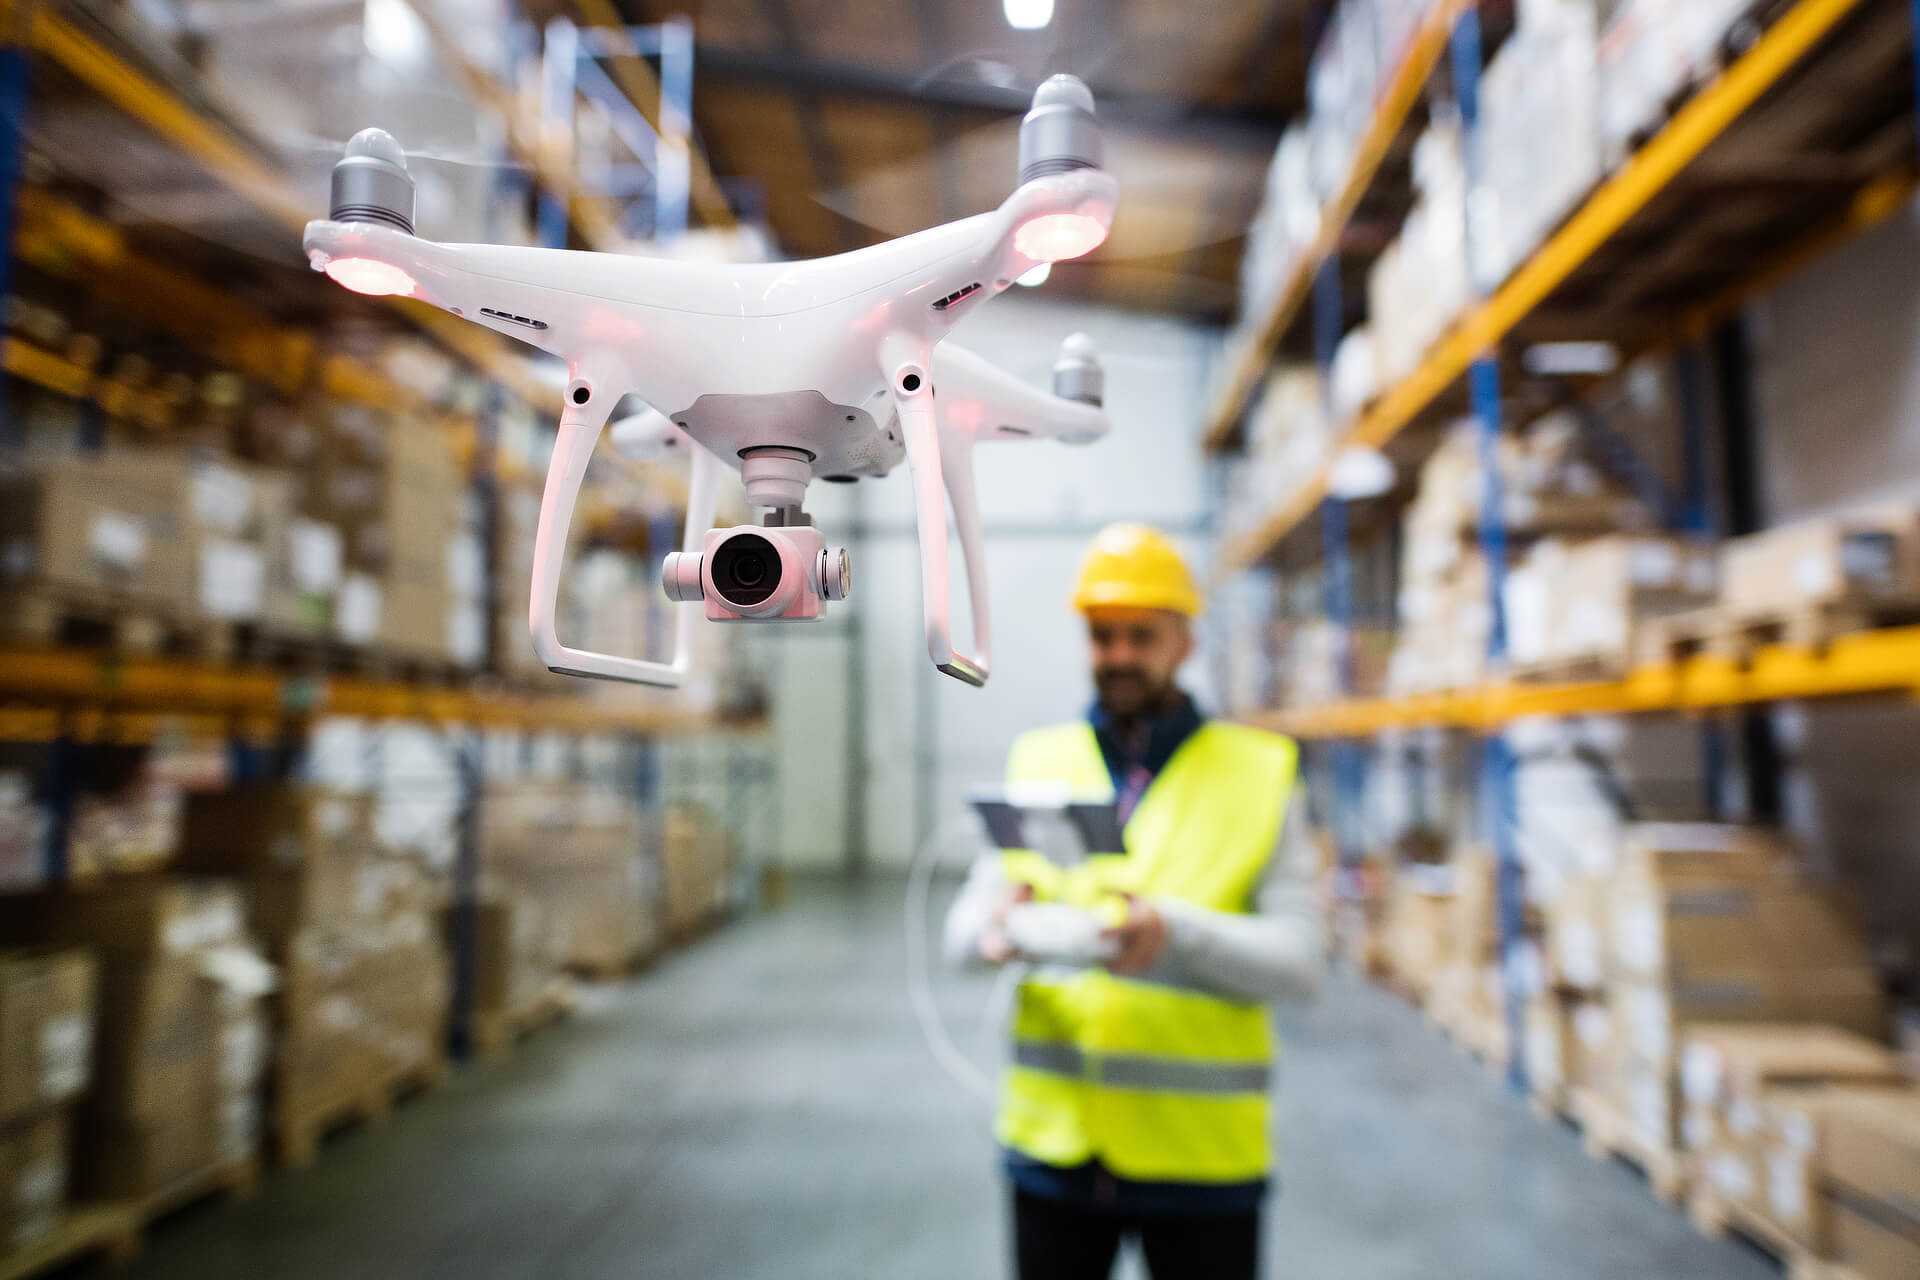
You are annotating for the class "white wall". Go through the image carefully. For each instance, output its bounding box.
[760,295,1224,872]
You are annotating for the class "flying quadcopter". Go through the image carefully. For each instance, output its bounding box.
[304,75,1117,688]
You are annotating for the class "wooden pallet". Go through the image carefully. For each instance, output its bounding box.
[1568,1088,1690,1206]
[273,1056,447,1169]
[470,984,576,1058]
[1635,599,1920,666]
[0,584,191,656]
[1508,652,1634,686]
[135,1155,260,1225]
[0,1205,140,1280]
[0,1156,260,1280]
[1687,1186,1829,1280]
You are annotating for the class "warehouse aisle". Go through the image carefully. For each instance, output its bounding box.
[102,881,1770,1280]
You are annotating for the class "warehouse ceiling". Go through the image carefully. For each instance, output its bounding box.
[610,0,1308,319]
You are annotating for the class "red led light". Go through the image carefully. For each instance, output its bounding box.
[325,257,417,297]
[1013,212,1108,263]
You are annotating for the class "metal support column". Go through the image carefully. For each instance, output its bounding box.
[1312,240,1365,872]
[1453,5,1527,1090]
[1711,316,1780,822]
[1675,343,1730,818]
[447,731,483,1060]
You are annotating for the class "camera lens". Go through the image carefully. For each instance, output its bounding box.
[711,533,782,607]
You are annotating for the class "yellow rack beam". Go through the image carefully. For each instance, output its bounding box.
[1255,623,1920,739]
[21,4,550,408]
[1200,0,1470,453]
[0,647,720,736]
[1217,0,1871,573]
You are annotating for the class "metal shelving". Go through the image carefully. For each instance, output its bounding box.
[1258,624,1920,739]
[1214,0,1908,575]
[1200,0,1472,454]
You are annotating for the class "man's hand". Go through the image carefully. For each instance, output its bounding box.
[1102,894,1168,975]
[980,882,1035,965]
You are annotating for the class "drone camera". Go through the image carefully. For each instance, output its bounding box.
[663,526,850,623]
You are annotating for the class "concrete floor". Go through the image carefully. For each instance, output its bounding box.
[101,880,1774,1280]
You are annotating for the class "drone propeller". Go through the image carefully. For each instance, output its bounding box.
[279,128,529,174]
[812,106,1261,266]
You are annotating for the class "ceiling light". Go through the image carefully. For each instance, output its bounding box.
[1521,341,1620,378]
[1016,262,1051,287]
[363,0,429,67]
[1004,0,1055,31]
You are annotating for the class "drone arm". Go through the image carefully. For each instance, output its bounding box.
[527,387,720,685]
[885,334,990,687]
[932,344,1110,445]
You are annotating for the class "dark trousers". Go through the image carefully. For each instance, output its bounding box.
[1012,1188,1261,1280]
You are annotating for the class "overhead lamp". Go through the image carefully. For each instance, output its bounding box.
[1327,444,1395,500]
[1004,0,1055,31]
[1522,341,1620,378]
[1016,262,1051,287]
[363,0,429,68]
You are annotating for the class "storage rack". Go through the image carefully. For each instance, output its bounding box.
[1204,0,1920,1089]
[0,0,761,1062]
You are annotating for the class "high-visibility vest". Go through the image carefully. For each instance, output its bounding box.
[996,720,1299,1184]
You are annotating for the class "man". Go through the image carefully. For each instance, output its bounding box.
[946,522,1322,1280]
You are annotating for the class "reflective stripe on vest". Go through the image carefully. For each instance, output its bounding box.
[994,719,1299,1185]
[1011,1041,1271,1095]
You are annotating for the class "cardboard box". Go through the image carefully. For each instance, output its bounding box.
[1681,1024,1901,1121]
[1721,505,1920,617]
[1830,1197,1920,1280]
[1760,1084,1915,1255]
[179,785,371,875]
[1549,536,1716,667]
[0,950,97,1124]
[1823,1090,1920,1228]
[0,880,245,958]
[1547,876,1608,990]
[0,1110,67,1252]
[0,451,191,605]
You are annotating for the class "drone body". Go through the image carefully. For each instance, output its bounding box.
[304,76,1116,688]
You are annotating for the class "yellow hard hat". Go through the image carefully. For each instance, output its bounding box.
[1071,523,1202,617]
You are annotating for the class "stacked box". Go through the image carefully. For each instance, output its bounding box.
[1678,1024,1904,1254]
[445,897,567,1031]
[171,453,292,625]
[1504,535,1717,670]
[0,450,192,610]
[1380,868,1452,1003]
[176,785,448,1123]
[1598,0,1760,162]
[1474,0,1603,291]
[1605,825,1888,1151]
[484,783,661,974]
[663,806,736,941]
[0,881,271,1200]
[1818,1091,1920,1280]
[0,774,46,892]
[1528,994,1617,1102]
[1718,504,1920,618]
[0,949,95,1252]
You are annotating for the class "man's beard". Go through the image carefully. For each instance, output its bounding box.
[1094,666,1176,721]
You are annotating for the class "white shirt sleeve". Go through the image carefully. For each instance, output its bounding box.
[942,853,1007,971]
[1153,791,1325,1005]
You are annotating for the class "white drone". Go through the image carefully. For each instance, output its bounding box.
[304,75,1117,688]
